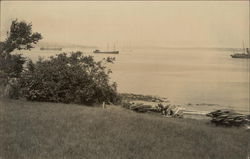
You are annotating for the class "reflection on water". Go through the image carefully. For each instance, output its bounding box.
[17,47,249,114]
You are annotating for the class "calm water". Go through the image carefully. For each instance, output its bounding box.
[17,47,249,114]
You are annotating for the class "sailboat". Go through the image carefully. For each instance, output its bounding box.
[231,42,250,58]
[93,43,119,54]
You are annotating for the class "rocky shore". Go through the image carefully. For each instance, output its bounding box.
[119,93,250,127]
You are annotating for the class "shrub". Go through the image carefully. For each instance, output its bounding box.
[0,53,25,98]
[20,52,120,105]
[0,53,26,78]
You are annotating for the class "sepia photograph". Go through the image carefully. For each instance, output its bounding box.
[0,1,249,159]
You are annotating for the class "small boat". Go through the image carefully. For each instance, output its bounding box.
[231,52,250,58]
[40,47,62,51]
[231,42,250,58]
[93,43,119,54]
[93,49,119,54]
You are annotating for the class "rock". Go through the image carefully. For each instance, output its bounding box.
[207,109,249,127]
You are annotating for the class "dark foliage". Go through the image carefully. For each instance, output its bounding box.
[1,19,42,54]
[0,53,26,78]
[20,52,120,105]
[0,19,42,98]
[0,53,25,98]
[0,19,42,79]
[0,42,4,53]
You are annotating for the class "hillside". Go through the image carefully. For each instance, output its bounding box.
[0,99,249,159]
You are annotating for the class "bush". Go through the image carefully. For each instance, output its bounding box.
[0,53,26,78]
[20,52,120,105]
[0,53,25,98]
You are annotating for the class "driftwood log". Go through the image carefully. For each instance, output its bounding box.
[123,101,184,118]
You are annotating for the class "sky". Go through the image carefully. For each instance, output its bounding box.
[0,1,249,48]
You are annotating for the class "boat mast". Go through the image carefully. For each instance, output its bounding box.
[242,41,245,53]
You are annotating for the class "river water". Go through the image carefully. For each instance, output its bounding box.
[17,47,249,114]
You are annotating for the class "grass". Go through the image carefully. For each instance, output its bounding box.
[0,98,249,159]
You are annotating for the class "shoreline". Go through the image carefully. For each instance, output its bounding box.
[120,93,249,120]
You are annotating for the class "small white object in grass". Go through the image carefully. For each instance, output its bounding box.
[102,102,105,109]
[245,125,250,130]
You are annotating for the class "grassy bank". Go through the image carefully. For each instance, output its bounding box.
[0,99,249,159]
